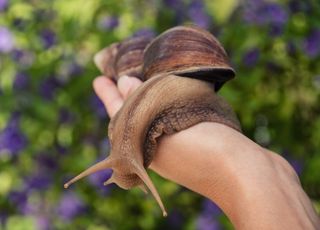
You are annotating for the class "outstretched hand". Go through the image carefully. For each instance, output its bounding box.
[92,75,320,229]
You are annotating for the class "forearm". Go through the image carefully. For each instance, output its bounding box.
[150,122,320,229]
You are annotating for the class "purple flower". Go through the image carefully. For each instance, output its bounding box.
[163,0,182,9]
[57,192,86,221]
[8,190,29,213]
[132,28,156,38]
[303,29,320,58]
[36,216,50,230]
[68,62,83,76]
[59,108,75,124]
[196,214,221,230]
[243,0,288,36]
[40,29,56,49]
[167,210,183,228]
[35,153,58,171]
[201,199,222,217]
[0,26,14,53]
[0,113,28,156]
[243,48,260,67]
[0,211,8,227]
[97,16,119,31]
[188,0,211,29]
[163,0,186,24]
[0,0,8,11]
[11,49,35,68]
[39,77,60,100]
[13,72,29,90]
[90,94,107,119]
[282,150,304,176]
[25,172,52,191]
[288,159,303,176]
[88,168,113,195]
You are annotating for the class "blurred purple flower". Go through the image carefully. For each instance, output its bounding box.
[40,29,56,49]
[36,216,50,230]
[97,16,119,31]
[59,108,75,124]
[8,190,29,213]
[132,28,156,38]
[13,72,29,90]
[0,26,14,53]
[0,212,7,227]
[188,0,211,29]
[243,1,288,36]
[90,94,107,119]
[88,168,113,195]
[244,1,288,25]
[303,29,320,58]
[282,150,304,176]
[57,192,86,221]
[0,0,8,11]
[39,77,60,100]
[167,210,183,228]
[288,159,303,176]
[201,199,222,217]
[269,23,284,36]
[243,48,260,67]
[163,0,186,24]
[0,113,28,156]
[163,0,181,9]
[25,172,52,191]
[35,153,58,171]
[196,214,221,230]
[11,49,35,68]
[88,168,112,186]
[68,62,83,76]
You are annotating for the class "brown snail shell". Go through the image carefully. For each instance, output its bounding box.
[94,35,154,81]
[142,25,235,91]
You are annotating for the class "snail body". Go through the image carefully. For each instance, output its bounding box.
[64,26,241,216]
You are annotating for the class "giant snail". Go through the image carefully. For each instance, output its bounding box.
[64,25,241,217]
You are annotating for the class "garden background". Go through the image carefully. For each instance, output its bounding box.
[0,0,319,229]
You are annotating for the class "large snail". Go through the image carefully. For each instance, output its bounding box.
[64,25,241,217]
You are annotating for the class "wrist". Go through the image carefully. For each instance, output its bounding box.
[149,122,319,229]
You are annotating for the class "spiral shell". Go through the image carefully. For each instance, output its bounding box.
[142,26,235,91]
[94,35,154,81]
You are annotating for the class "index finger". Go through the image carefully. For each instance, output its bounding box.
[93,76,124,117]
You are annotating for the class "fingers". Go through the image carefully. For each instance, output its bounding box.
[117,75,143,99]
[93,76,123,117]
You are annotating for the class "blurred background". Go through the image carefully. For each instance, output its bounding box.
[0,0,319,229]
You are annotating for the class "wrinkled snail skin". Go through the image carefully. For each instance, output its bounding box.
[64,26,241,217]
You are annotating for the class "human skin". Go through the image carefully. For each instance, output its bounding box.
[93,75,320,229]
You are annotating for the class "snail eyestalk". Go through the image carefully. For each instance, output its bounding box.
[64,158,114,189]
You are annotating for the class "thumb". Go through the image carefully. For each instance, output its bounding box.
[117,75,143,100]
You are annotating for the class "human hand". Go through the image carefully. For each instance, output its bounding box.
[93,75,319,229]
